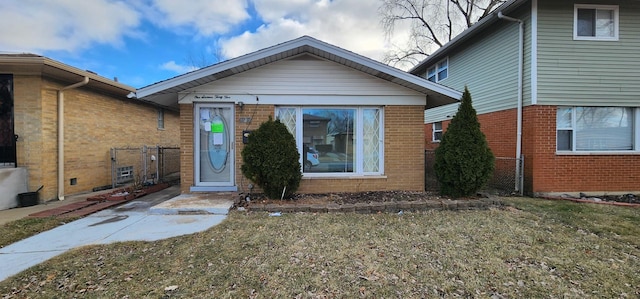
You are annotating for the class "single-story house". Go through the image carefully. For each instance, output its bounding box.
[133,36,461,194]
[0,54,180,209]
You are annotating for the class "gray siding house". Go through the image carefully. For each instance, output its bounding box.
[414,0,640,196]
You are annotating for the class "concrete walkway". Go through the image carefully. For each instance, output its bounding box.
[0,185,234,282]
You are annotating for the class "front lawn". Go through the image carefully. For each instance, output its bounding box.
[1,197,638,298]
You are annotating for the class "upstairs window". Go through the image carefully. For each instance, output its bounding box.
[427,58,448,82]
[574,5,618,41]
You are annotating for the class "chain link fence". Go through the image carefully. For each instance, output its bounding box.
[425,150,524,195]
[110,146,180,188]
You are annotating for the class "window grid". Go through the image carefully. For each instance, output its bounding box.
[426,58,448,82]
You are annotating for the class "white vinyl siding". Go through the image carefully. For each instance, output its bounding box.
[538,0,640,107]
[196,55,424,97]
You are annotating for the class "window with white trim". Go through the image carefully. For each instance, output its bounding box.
[427,58,448,82]
[157,108,165,129]
[276,106,383,175]
[574,4,619,41]
[432,121,443,142]
[557,107,635,152]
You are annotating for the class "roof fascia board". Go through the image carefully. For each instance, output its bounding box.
[136,37,315,98]
[137,36,461,100]
[42,57,135,92]
[409,0,528,74]
[0,55,134,92]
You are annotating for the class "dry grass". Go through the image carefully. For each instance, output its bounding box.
[1,197,639,298]
[0,217,78,249]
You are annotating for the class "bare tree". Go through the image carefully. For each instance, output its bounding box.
[379,0,505,68]
[185,40,225,68]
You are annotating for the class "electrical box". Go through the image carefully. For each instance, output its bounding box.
[242,130,251,144]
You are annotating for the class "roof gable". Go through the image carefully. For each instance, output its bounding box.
[134,36,461,109]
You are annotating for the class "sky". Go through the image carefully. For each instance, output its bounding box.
[0,0,413,88]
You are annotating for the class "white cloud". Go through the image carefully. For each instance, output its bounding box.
[160,61,199,74]
[220,0,413,68]
[147,0,250,36]
[0,0,141,53]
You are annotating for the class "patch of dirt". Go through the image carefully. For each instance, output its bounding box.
[239,190,480,207]
[588,194,640,204]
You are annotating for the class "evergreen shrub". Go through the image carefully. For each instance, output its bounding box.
[241,117,302,199]
[435,87,494,197]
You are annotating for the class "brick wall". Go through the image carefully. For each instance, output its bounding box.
[180,104,426,193]
[13,75,180,200]
[523,105,640,195]
[424,109,517,157]
[426,105,640,195]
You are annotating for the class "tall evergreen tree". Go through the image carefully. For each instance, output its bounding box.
[434,87,494,197]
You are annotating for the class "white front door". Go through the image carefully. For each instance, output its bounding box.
[194,103,235,191]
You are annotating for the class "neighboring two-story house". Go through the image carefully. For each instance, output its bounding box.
[412,0,640,196]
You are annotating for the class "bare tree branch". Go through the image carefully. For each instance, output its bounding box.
[379,0,506,68]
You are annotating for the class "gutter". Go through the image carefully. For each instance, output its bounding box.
[58,76,89,200]
[498,11,524,194]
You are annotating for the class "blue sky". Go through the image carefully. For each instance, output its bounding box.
[0,0,412,88]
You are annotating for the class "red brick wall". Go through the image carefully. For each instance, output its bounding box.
[425,109,517,157]
[523,105,640,195]
[427,105,640,195]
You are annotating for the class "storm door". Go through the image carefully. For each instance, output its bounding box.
[194,103,235,190]
[0,75,16,167]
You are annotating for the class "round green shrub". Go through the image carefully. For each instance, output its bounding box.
[241,117,302,199]
[435,86,494,198]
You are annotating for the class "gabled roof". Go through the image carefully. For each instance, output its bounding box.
[133,36,462,109]
[409,0,529,75]
[0,53,135,96]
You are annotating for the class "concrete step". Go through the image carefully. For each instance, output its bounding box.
[149,193,236,215]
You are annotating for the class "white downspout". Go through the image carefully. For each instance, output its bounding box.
[58,77,89,200]
[498,11,524,194]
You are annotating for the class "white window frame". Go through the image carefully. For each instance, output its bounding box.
[276,106,384,177]
[157,108,165,129]
[426,58,449,82]
[573,4,619,41]
[556,106,639,154]
[432,121,443,142]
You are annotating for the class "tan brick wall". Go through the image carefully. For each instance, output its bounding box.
[180,103,425,193]
[180,104,194,193]
[13,75,180,200]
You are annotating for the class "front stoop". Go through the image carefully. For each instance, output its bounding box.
[149,193,235,215]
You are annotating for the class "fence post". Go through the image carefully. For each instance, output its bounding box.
[110,148,116,188]
[519,155,524,196]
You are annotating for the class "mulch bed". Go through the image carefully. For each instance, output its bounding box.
[237,191,497,214]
